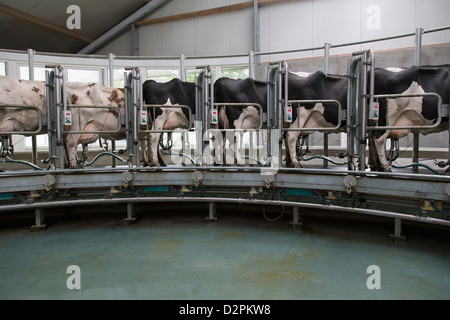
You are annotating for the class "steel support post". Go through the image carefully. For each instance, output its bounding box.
[123,202,137,225]
[412,28,423,173]
[108,53,117,168]
[413,132,419,173]
[28,49,38,166]
[31,208,47,231]
[206,202,218,222]
[180,54,186,81]
[289,207,302,230]
[389,218,406,242]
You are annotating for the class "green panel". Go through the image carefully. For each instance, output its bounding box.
[144,186,169,192]
[285,189,314,196]
[0,194,14,200]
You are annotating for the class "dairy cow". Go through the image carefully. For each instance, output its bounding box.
[369,65,450,172]
[284,71,348,168]
[0,76,126,168]
[63,83,126,168]
[142,78,196,166]
[214,77,267,164]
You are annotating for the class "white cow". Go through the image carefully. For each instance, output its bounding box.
[0,76,126,168]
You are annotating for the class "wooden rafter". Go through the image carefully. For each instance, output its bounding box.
[136,0,293,27]
[0,4,94,43]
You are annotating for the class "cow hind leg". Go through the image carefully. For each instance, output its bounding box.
[373,133,391,172]
[285,131,302,168]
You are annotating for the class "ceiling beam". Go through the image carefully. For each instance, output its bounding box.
[77,0,170,54]
[0,4,94,43]
[136,0,293,26]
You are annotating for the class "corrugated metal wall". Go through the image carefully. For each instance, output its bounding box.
[95,0,450,58]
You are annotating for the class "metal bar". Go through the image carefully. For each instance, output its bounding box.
[77,0,169,54]
[61,105,122,134]
[108,53,114,87]
[179,54,186,81]
[140,104,192,133]
[1,196,449,228]
[282,100,342,132]
[323,133,329,168]
[27,49,38,165]
[360,50,369,171]
[415,28,423,66]
[255,45,325,57]
[423,25,450,34]
[0,164,449,181]
[211,103,263,130]
[249,50,255,79]
[253,0,260,80]
[413,132,420,173]
[367,93,442,130]
[324,43,331,74]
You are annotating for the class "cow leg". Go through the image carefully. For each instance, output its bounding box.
[64,133,81,169]
[284,130,302,168]
[373,132,391,172]
[139,133,149,166]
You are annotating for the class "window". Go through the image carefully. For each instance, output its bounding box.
[221,66,249,79]
[112,68,126,88]
[19,66,48,81]
[67,69,100,84]
[146,69,179,82]
[0,62,5,76]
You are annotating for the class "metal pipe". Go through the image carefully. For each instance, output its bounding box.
[415,28,424,66]
[324,43,331,74]
[360,51,369,171]
[253,0,260,80]
[249,50,254,79]
[108,53,114,87]
[0,196,449,227]
[61,105,122,134]
[0,106,43,135]
[179,54,186,81]
[282,100,342,132]
[367,93,442,130]
[27,49,38,166]
[1,164,448,181]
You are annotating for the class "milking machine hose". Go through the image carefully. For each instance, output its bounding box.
[85,152,128,167]
[4,157,51,171]
[302,155,348,166]
[391,163,441,175]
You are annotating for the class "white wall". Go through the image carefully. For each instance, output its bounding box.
[95,0,450,59]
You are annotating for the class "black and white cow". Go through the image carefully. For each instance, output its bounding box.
[142,78,196,166]
[214,77,267,164]
[284,71,348,168]
[369,65,450,172]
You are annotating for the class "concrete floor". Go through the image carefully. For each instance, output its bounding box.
[0,206,449,300]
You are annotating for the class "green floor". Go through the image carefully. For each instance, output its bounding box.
[0,208,449,300]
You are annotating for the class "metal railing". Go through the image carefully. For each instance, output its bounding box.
[210,103,264,131]
[282,100,342,132]
[61,105,123,135]
[139,104,192,133]
[367,93,443,131]
[0,105,44,135]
